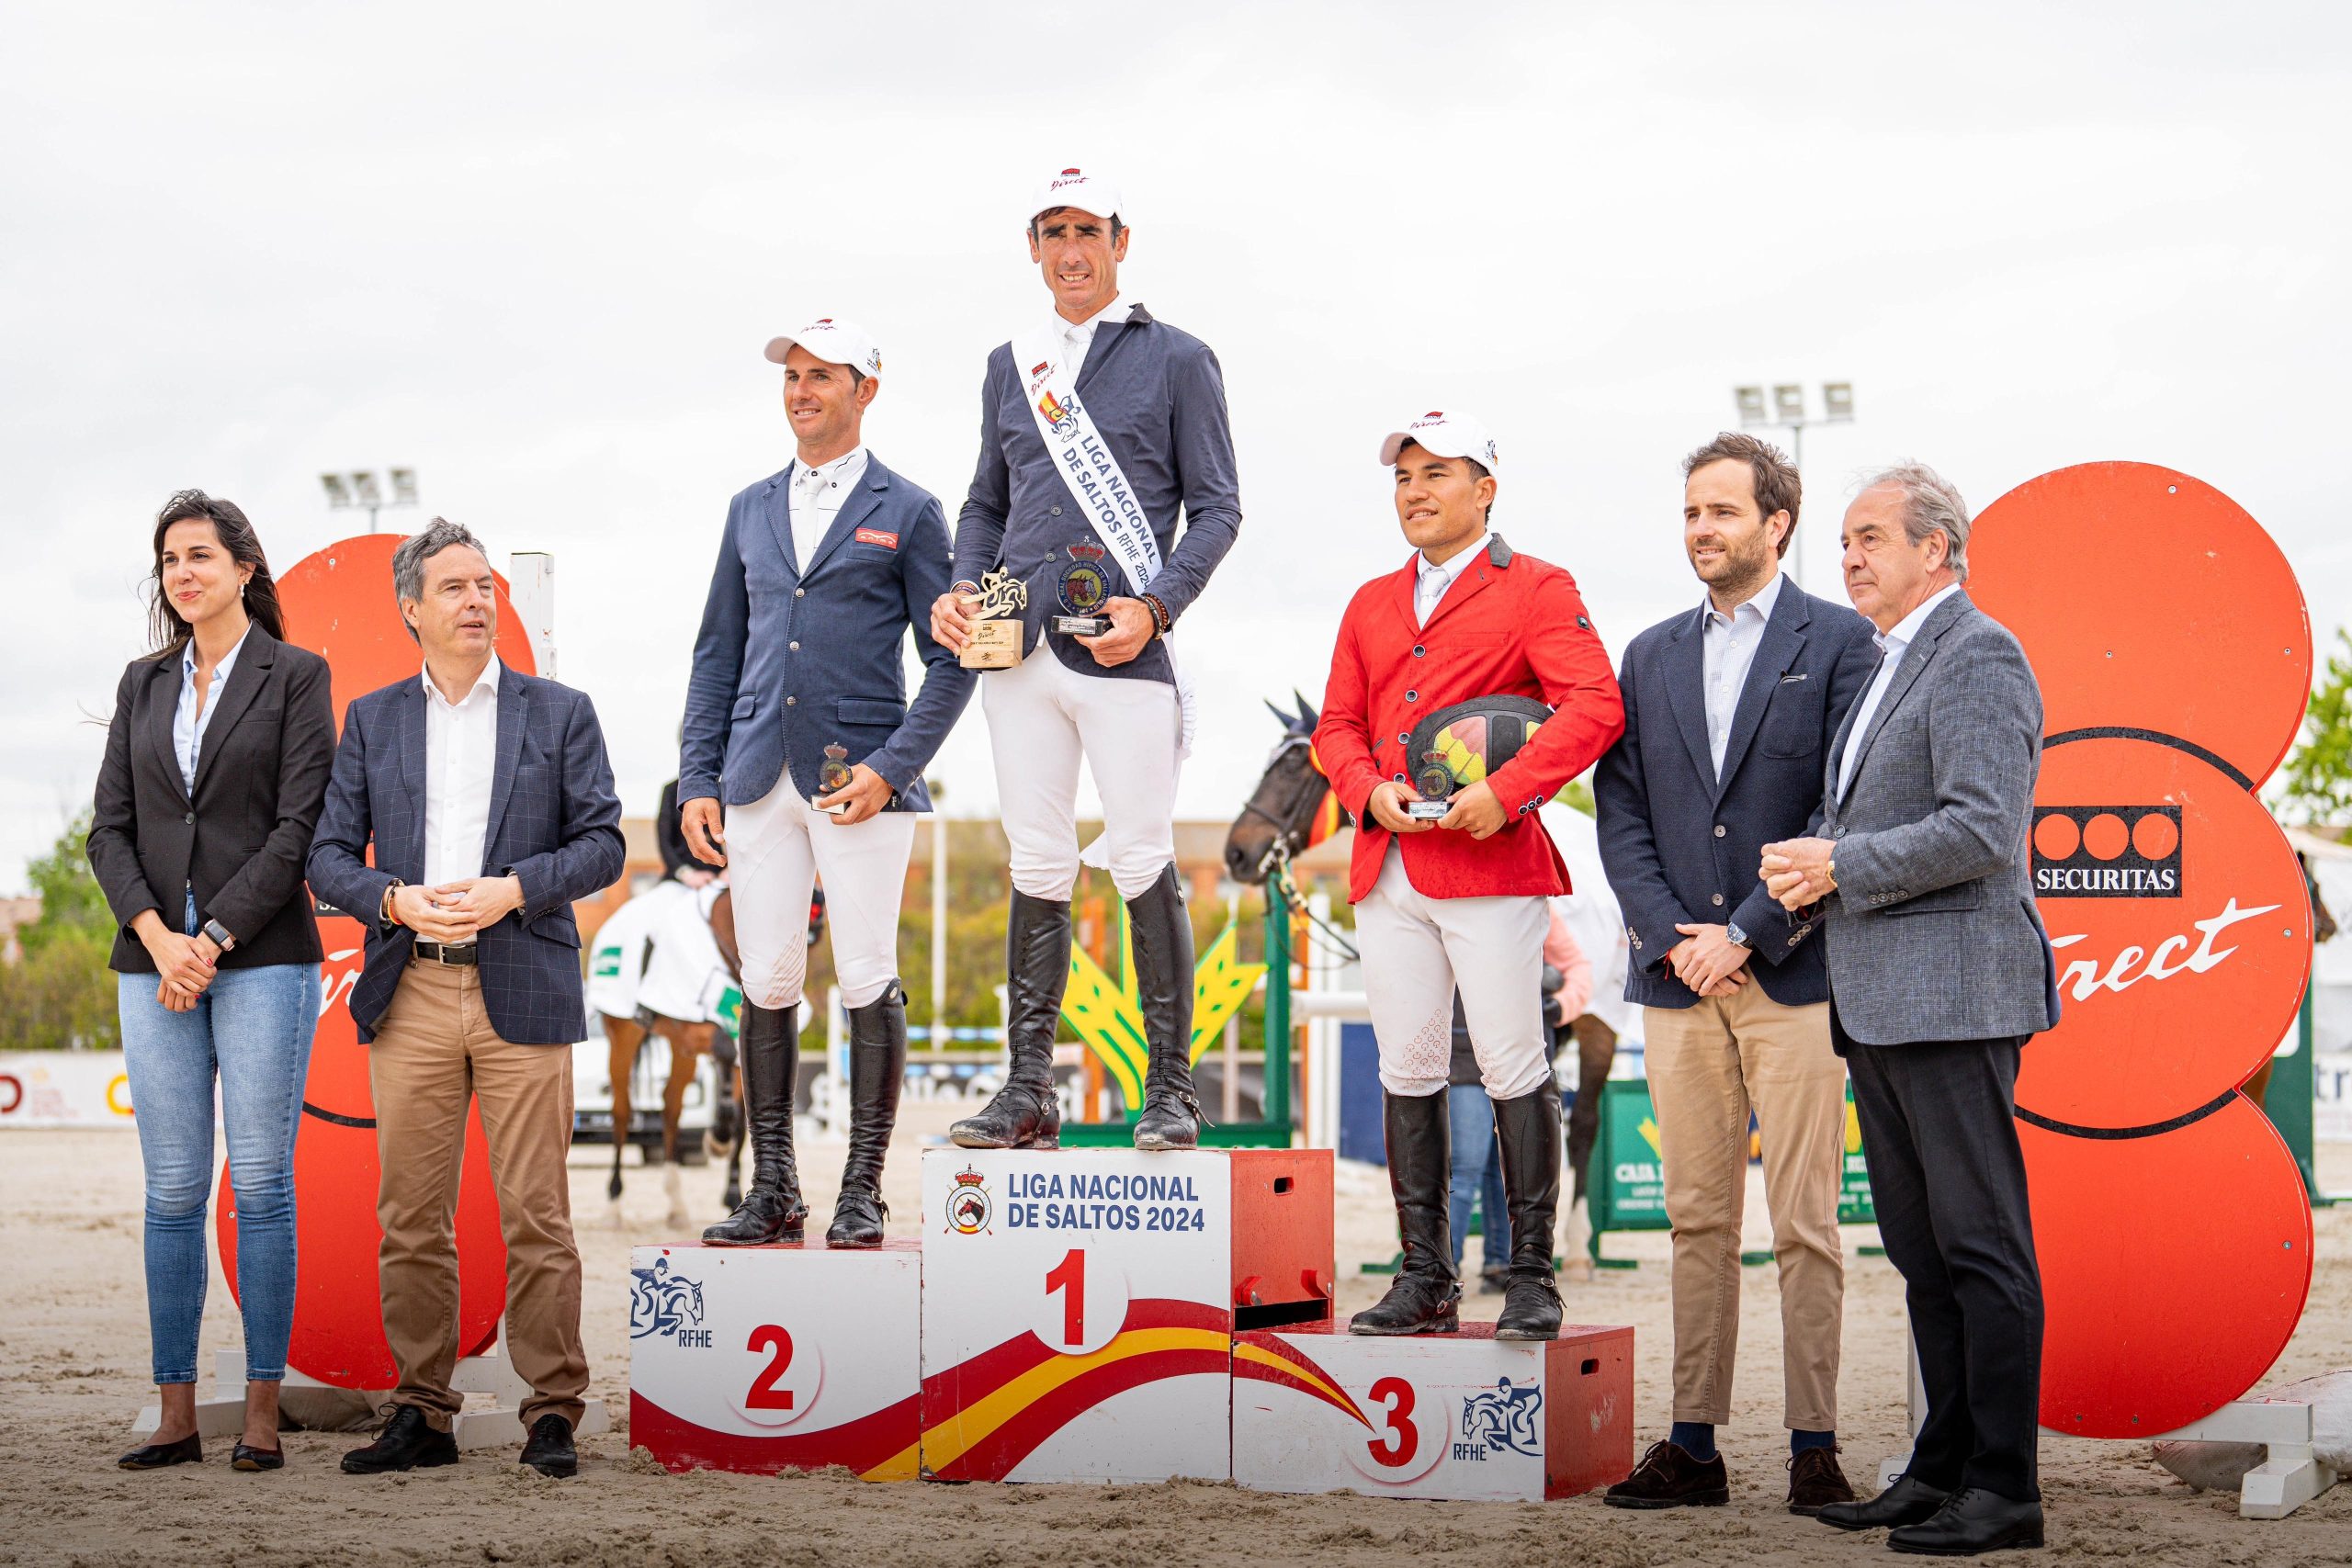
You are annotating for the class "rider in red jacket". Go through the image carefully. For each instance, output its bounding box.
[1314,410,1623,1339]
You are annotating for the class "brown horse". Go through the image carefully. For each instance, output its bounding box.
[601,886,746,1227]
[1220,697,1618,1216]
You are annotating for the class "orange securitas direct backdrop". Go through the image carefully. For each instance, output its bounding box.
[1971,462,2313,1438]
[216,534,537,1389]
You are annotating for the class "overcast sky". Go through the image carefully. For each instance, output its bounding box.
[6,2,2347,892]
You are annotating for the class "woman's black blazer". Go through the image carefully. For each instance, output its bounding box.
[86,626,337,972]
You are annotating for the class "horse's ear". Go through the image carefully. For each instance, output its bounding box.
[1294,690,1319,731]
[1264,698,1295,730]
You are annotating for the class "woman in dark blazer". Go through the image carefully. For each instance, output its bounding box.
[86,491,336,1473]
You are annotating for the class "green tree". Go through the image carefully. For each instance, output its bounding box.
[2278,628,2352,826]
[0,811,120,1049]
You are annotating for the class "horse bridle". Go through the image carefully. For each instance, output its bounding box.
[1236,734,1325,878]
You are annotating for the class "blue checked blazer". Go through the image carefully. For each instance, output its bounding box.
[307,663,625,1044]
[1595,580,1880,1010]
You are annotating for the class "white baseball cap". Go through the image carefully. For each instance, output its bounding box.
[763,317,883,378]
[1379,409,1501,471]
[1030,166,1125,227]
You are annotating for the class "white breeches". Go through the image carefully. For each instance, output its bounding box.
[981,646,1180,901]
[725,779,919,1011]
[1356,845,1552,1100]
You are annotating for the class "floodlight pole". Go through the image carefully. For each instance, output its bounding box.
[1732,386,1853,590]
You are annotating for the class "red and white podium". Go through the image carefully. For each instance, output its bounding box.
[628,1240,922,1479]
[1233,1322,1634,1501]
[625,1147,1634,1499]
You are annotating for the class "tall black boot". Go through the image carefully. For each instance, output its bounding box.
[1492,1077,1565,1339]
[950,892,1067,1150]
[702,1001,806,1246]
[827,980,907,1247]
[1126,864,1202,1152]
[1349,1091,1461,1335]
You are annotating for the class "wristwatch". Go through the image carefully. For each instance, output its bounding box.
[200,918,236,953]
[1724,920,1750,949]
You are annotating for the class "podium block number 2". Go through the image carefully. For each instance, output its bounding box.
[746,1325,796,1411]
[1045,1249,1085,1348]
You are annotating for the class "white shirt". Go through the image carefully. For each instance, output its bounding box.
[1700,571,1783,780]
[1836,582,1962,802]
[1414,531,1488,628]
[174,626,254,795]
[787,445,870,571]
[423,654,502,888]
[1050,292,1127,376]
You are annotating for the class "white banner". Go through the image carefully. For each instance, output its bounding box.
[0,1051,136,1129]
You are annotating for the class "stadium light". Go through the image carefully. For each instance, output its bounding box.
[1726,381,1860,588]
[321,468,421,533]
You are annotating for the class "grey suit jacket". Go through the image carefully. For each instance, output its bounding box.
[1816,590,2062,1045]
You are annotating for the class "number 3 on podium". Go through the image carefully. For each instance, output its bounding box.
[1366,1375,1419,1467]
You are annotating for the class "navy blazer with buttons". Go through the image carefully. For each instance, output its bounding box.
[1594,578,1879,1009]
[306,663,625,1045]
[680,452,971,811]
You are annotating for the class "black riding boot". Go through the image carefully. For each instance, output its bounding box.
[950,892,1067,1150]
[1492,1077,1565,1339]
[702,1001,806,1246]
[827,980,908,1247]
[1126,865,1202,1151]
[1350,1090,1461,1334]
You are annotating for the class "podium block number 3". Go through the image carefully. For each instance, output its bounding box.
[1367,1376,1419,1467]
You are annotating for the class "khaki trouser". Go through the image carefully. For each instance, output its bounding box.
[1645,985,1846,1430]
[368,960,587,1429]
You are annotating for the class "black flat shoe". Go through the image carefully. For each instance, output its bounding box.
[231,1441,284,1472]
[118,1432,202,1470]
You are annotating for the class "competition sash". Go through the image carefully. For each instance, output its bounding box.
[1011,311,1198,763]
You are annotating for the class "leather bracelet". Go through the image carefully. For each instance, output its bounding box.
[1142,593,1172,637]
[381,878,405,928]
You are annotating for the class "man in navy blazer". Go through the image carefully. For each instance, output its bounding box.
[678,316,972,1249]
[1594,434,1878,1515]
[308,518,623,1479]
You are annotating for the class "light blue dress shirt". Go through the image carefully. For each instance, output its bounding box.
[173,626,253,795]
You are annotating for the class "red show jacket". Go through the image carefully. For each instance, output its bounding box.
[1314,536,1626,903]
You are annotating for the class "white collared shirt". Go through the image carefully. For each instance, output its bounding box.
[1837,582,1963,801]
[174,626,254,795]
[1701,570,1783,780]
[1414,531,1488,628]
[1051,292,1126,376]
[787,445,870,571]
[423,654,502,887]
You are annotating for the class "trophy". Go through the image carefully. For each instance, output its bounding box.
[1408,752,1455,819]
[957,568,1028,670]
[815,742,854,815]
[1051,542,1113,637]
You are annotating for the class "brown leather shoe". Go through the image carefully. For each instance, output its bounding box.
[1603,1440,1729,1508]
[1787,1446,1855,1515]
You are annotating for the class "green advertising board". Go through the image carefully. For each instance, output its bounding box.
[1587,1077,1876,1266]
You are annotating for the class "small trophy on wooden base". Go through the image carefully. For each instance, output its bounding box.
[958,568,1028,670]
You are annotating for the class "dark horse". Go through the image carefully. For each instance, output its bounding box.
[1220,696,1617,1218]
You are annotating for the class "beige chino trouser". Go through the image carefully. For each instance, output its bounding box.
[1644,982,1847,1430]
[368,959,588,1430]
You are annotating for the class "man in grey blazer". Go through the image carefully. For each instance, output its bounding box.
[1762,463,2061,1556]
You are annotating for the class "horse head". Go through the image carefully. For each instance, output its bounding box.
[1222,692,1348,886]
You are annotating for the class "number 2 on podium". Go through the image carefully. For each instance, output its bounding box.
[746,1325,796,1410]
[1045,1247,1086,1347]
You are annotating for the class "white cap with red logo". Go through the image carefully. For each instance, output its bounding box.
[763,317,883,378]
[1378,410,1501,470]
[1030,166,1125,226]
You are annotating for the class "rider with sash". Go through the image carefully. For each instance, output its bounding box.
[1313,411,1624,1339]
[931,168,1243,1153]
[680,317,972,1247]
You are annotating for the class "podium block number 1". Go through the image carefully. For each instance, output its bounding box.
[1046,1250,1086,1348]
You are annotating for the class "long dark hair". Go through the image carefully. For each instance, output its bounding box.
[145,489,287,658]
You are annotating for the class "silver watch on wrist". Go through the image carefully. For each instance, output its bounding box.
[1724,920,1750,949]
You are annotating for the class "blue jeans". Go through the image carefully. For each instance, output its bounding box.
[118,906,319,1384]
[1446,1083,1511,1272]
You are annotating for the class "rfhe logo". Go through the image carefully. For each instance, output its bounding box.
[2032,806,2180,897]
[628,1257,710,1347]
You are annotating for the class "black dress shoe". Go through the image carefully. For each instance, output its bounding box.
[230,1441,284,1472]
[118,1432,201,1470]
[1602,1440,1730,1509]
[1889,1488,2044,1556]
[1816,1472,1953,1531]
[519,1414,577,1478]
[341,1404,459,1474]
